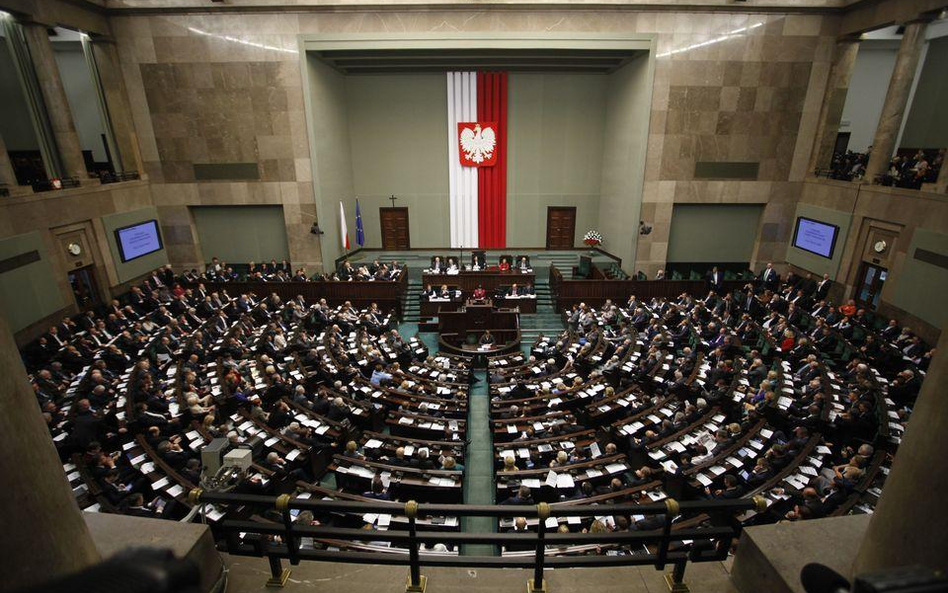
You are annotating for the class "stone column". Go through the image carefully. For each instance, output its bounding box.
[0,132,20,191]
[88,37,143,175]
[852,328,948,575]
[808,38,860,174]
[20,21,89,181]
[863,19,929,183]
[0,315,101,591]
[935,156,948,194]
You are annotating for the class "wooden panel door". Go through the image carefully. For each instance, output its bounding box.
[380,207,410,250]
[546,207,576,249]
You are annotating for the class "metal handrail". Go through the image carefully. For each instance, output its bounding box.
[190,489,765,592]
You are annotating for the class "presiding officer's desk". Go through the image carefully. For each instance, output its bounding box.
[422,292,536,316]
[422,268,535,294]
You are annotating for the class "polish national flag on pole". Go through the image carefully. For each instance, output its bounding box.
[339,201,350,250]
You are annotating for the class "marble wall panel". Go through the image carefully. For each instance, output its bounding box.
[108,8,841,274]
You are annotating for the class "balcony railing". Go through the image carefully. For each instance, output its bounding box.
[189,489,766,591]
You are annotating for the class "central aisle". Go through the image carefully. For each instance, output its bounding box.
[461,368,496,556]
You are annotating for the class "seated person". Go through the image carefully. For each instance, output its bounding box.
[472,253,485,269]
[424,284,438,299]
[508,283,521,297]
[518,256,531,272]
[439,284,452,299]
[472,284,487,301]
[479,330,496,347]
[430,256,444,273]
[522,283,535,296]
[498,258,511,272]
[446,257,459,273]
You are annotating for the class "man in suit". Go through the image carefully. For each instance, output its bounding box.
[158,264,175,287]
[337,260,355,280]
[760,263,779,292]
[501,485,533,505]
[814,273,832,300]
[741,290,759,317]
[705,266,724,294]
[880,319,900,341]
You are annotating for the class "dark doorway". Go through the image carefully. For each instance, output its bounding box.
[545,206,576,249]
[68,266,101,309]
[380,207,410,250]
[833,132,851,156]
[855,262,887,310]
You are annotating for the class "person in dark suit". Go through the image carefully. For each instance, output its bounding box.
[479,330,495,346]
[760,263,780,292]
[705,266,724,294]
[327,397,349,422]
[741,291,759,317]
[501,485,533,505]
[814,273,832,300]
[708,474,744,499]
[267,401,293,429]
[121,493,166,518]
[71,400,104,449]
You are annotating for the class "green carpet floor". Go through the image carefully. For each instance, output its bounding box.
[461,368,496,556]
[397,322,496,555]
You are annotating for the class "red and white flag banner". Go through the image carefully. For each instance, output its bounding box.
[446,71,508,249]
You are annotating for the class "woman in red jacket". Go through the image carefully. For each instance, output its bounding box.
[780,329,796,352]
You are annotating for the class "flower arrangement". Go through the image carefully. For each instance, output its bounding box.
[583,230,603,248]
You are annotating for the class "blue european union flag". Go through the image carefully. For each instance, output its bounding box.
[355,199,365,247]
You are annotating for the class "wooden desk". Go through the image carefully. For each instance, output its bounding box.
[494,296,537,314]
[421,297,535,316]
[185,269,408,316]
[549,265,747,312]
[437,303,521,357]
[422,270,535,294]
[420,299,463,318]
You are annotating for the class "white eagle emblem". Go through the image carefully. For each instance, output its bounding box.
[459,123,496,164]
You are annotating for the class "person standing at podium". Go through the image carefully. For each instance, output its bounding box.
[472,284,487,301]
[479,330,495,347]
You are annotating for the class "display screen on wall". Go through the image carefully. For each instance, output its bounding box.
[792,217,839,259]
[115,220,163,262]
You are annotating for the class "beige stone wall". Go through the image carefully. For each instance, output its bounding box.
[106,8,842,275]
[795,179,948,343]
[110,13,318,270]
[0,181,160,344]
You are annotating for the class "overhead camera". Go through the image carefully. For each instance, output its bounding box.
[639,221,653,236]
[199,437,255,492]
